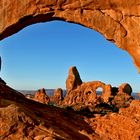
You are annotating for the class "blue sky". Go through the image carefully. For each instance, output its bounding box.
[0,21,140,92]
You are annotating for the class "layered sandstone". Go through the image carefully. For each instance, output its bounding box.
[0,0,140,71]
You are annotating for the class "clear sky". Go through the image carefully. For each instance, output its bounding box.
[0,21,140,92]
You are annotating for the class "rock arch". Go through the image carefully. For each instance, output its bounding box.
[83,81,112,103]
[0,0,140,71]
[63,81,112,105]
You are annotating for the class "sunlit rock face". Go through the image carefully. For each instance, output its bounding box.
[0,0,140,71]
[66,66,82,94]
[50,88,64,105]
[33,88,50,104]
[63,66,133,110]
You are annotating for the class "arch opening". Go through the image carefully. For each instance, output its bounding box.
[0,21,140,92]
[96,87,103,96]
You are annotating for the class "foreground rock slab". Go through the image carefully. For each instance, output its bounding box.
[1,83,140,139]
[0,83,98,140]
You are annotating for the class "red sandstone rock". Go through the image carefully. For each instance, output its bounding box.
[51,88,63,105]
[0,81,139,140]
[66,66,82,94]
[64,67,134,111]
[93,100,140,140]
[0,83,98,140]
[34,88,50,104]
[111,91,133,109]
[118,83,132,95]
[64,81,112,107]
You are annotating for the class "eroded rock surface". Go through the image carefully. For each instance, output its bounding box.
[93,100,140,140]
[0,0,140,71]
[51,88,63,105]
[0,83,98,140]
[0,81,140,140]
[64,81,112,106]
[118,83,132,95]
[33,88,50,104]
[63,67,133,112]
[66,66,82,94]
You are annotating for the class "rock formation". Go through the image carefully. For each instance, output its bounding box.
[66,66,82,94]
[64,81,112,106]
[0,80,140,140]
[51,88,63,105]
[118,83,132,95]
[93,100,140,139]
[0,83,98,140]
[33,88,50,104]
[0,0,140,71]
[110,83,133,108]
[63,67,133,111]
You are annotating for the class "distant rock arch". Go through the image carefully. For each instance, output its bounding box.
[0,0,140,71]
[64,81,112,105]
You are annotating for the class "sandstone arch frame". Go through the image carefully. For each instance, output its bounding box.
[1,0,140,71]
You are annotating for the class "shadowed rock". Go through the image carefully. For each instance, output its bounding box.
[118,83,132,95]
[0,83,96,140]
